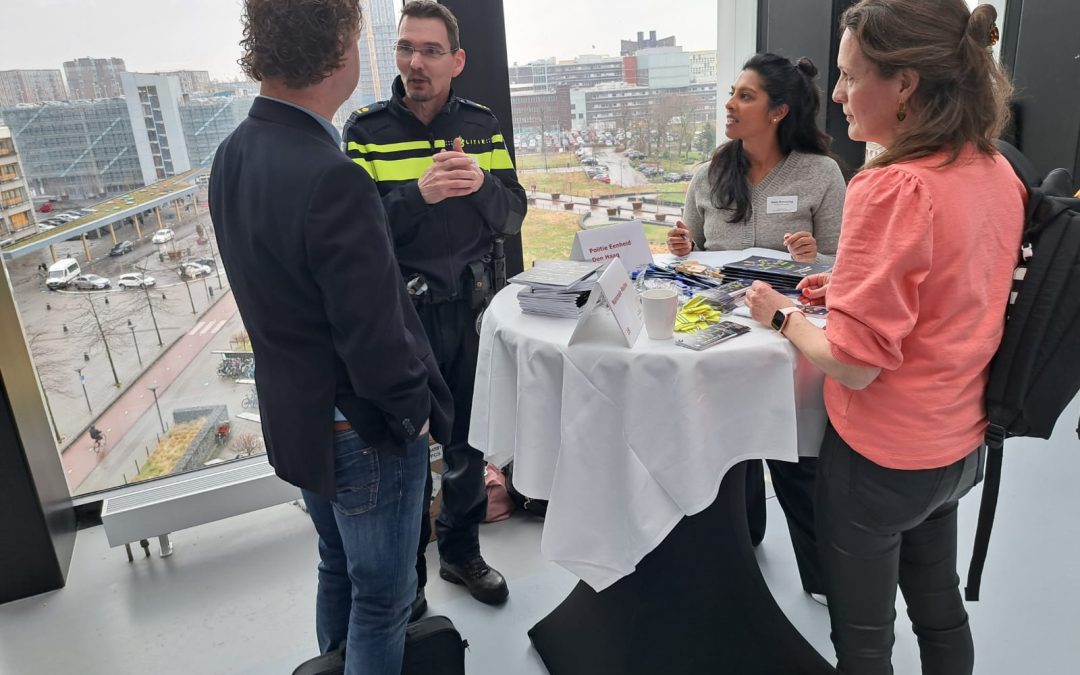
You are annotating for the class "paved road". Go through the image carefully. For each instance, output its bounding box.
[67,292,243,493]
[595,148,649,187]
[10,197,229,446]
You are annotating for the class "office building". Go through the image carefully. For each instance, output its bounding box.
[0,126,36,238]
[63,57,127,100]
[0,70,68,106]
[154,70,212,96]
[121,73,191,184]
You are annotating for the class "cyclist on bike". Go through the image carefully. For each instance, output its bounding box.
[89,425,104,453]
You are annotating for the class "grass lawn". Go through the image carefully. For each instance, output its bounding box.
[520,209,583,266]
[135,418,205,481]
[516,152,576,170]
[522,169,689,202]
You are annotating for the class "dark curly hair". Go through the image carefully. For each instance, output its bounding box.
[239,0,362,89]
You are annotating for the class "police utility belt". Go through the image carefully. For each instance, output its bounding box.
[406,238,506,310]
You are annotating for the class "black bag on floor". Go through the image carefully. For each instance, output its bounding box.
[291,615,467,675]
[503,461,549,518]
[403,615,468,674]
[964,141,1080,602]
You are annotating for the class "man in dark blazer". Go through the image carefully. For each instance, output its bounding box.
[209,2,451,673]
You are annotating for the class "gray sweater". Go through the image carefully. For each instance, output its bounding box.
[682,150,846,261]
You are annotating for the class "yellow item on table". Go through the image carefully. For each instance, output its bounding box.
[674,295,722,332]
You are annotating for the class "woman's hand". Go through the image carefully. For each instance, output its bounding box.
[666,220,693,256]
[795,272,831,306]
[743,280,796,327]
[784,231,818,262]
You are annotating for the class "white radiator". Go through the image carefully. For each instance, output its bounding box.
[101,456,302,549]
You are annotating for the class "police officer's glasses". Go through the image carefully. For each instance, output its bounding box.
[394,43,456,61]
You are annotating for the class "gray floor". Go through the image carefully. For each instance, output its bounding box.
[2,397,1078,674]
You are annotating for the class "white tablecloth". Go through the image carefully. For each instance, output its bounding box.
[469,248,827,591]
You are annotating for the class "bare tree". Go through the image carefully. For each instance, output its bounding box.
[649,96,682,158]
[233,432,263,459]
[25,327,72,442]
[67,293,124,388]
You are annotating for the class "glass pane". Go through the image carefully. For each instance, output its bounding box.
[0,6,265,497]
[505,3,720,266]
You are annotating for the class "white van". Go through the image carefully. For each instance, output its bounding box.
[46,258,81,290]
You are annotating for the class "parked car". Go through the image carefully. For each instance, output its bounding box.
[77,208,96,215]
[179,262,212,280]
[117,272,155,289]
[109,240,134,256]
[182,256,217,271]
[663,172,683,183]
[71,274,111,290]
[37,224,57,233]
[151,228,175,244]
[37,203,54,213]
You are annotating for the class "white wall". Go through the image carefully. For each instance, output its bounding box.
[715,0,758,147]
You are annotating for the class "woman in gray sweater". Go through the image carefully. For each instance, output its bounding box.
[668,55,846,262]
[668,53,846,603]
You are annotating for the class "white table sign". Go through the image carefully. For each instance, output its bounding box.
[570,220,654,275]
[569,258,643,348]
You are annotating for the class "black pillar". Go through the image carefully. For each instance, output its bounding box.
[0,266,76,604]
[757,0,863,176]
[439,0,525,278]
[999,0,1080,180]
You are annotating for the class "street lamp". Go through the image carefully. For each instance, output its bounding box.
[148,384,166,433]
[127,319,142,367]
[75,367,91,414]
[183,278,197,315]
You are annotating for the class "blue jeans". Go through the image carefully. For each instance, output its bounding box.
[302,429,428,675]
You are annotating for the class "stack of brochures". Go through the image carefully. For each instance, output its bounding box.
[720,256,832,290]
[509,260,602,319]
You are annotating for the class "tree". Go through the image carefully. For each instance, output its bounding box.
[68,293,123,388]
[648,96,682,157]
[25,327,72,443]
[695,121,717,155]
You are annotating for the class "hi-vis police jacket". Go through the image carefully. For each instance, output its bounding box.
[343,77,527,299]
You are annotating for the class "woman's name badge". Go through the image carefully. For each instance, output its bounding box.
[766,196,798,214]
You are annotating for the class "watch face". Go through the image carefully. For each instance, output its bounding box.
[771,309,786,331]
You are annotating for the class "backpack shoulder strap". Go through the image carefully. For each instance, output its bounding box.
[965,440,1003,601]
[995,140,1041,188]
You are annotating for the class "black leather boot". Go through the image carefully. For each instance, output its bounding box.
[439,556,509,605]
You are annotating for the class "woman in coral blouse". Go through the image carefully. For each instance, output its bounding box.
[744,2,1025,673]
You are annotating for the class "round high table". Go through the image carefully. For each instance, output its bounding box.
[470,248,836,674]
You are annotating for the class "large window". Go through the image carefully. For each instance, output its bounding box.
[504,2,720,267]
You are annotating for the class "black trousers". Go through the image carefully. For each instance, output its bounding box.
[415,299,489,586]
[745,456,824,594]
[816,423,983,675]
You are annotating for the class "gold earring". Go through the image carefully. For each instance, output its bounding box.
[896,102,907,122]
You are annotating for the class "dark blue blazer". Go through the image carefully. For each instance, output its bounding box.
[209,97,452,499]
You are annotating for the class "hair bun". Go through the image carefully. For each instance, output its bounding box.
[795,57,818,79]
[966,4,999,48]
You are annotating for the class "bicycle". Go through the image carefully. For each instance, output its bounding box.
[90,433,106,454]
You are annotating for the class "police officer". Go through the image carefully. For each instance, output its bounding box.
[344,1,526,615]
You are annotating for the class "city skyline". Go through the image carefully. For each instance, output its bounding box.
[0,0,718,82]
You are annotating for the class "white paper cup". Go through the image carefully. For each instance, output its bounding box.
[640,288,678,340]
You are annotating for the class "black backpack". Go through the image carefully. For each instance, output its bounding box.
[965,141,1080,601]
[292,615,467,675]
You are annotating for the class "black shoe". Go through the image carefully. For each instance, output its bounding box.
[409,588,428,623]
[439,556,509,605]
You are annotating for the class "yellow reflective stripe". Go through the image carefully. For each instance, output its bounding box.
[346,139,446,155]
[472,152,492,171]
[351,157,375,180]
[491,134,504,144]
[490,147,515,170]
[370,156,435,182]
